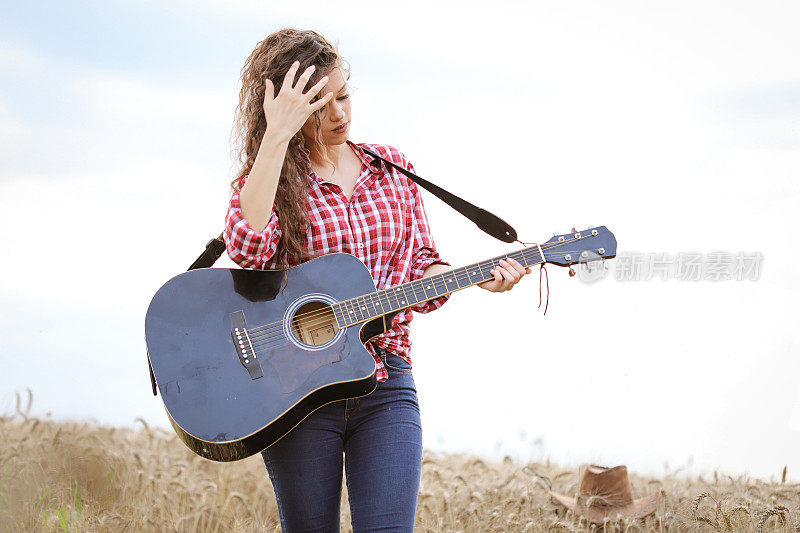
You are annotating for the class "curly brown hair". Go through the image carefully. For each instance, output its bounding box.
[231,28,348,267]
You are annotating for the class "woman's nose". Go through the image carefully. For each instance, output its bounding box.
[331,102,345,120]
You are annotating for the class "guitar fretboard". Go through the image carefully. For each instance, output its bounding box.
[332,245,544,328]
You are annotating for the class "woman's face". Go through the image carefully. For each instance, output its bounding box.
[301,65,351,147]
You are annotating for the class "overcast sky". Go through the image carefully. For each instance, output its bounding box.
[1,0,798,480]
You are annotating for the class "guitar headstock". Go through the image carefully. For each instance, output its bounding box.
[541,226,617,267]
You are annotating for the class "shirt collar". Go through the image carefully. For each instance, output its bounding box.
[306,141,387,189]
[347,140,385,176]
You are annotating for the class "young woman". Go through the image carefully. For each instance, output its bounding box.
[224,28,530,532]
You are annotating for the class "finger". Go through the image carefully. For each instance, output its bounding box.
[263,78,275,103]
[495,275,512,292]
[504,268,521,287]
[499,259,523,278]
[498,262,520,283]
[491,269,506,291]
[294,64,316,92]
[505,257,527,276]
[306,75,330,101]
[309,91,334,113]
[494,269,514,289]
[280,60,301,93]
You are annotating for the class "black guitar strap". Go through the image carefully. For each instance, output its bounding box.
[147,150,519,395]
[360,147,518,243]
[189,235,227,271]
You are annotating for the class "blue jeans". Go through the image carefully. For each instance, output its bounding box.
[261,348,422,532]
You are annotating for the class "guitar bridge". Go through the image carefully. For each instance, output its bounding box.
[230,310,263,380]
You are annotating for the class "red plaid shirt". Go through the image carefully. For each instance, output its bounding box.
[224,140,450,381]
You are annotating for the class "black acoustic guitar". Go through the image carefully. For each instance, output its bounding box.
[145,227,616,461]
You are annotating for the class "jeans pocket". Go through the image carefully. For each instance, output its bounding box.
[380,349,412,374]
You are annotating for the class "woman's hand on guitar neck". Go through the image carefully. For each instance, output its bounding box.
[478,258,531,293]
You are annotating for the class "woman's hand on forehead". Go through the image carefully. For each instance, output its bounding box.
[262,61,334,142]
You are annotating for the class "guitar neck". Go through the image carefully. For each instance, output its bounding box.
[332,245,545,328]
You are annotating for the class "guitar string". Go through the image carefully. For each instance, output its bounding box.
[245,242,600,350]
[242,243,553,337]
[242,246,603,354]
[242,235,601,346]
[242,234,588,336]
[243,235,602,342]
[244,245,553,344]
[245,242,554,353]
[242,237,603,351]
[243,235,598,340]
[246,247,556,345]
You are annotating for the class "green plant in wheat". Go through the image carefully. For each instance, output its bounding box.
[41,480,84,533]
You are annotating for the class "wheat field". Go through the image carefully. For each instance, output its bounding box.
[1,391,798,532]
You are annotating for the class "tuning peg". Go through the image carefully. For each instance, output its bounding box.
[570,227,577,233]
[569,267,576,277]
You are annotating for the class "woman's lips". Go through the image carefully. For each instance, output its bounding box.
[332,121,348,133]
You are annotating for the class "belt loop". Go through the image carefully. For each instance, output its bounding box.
[378,347,392,367]
[345,397,358,419]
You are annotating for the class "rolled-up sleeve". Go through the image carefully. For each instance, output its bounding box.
[405,161,451,314]
[223,178,282,270]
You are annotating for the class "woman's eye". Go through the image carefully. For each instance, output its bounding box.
[337,94,350,101]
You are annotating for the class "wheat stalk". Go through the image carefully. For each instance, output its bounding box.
[758,505,790,533]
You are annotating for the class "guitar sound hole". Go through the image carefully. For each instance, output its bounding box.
[291,301,339,347]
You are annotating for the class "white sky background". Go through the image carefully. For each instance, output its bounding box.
[1,0,798,479]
